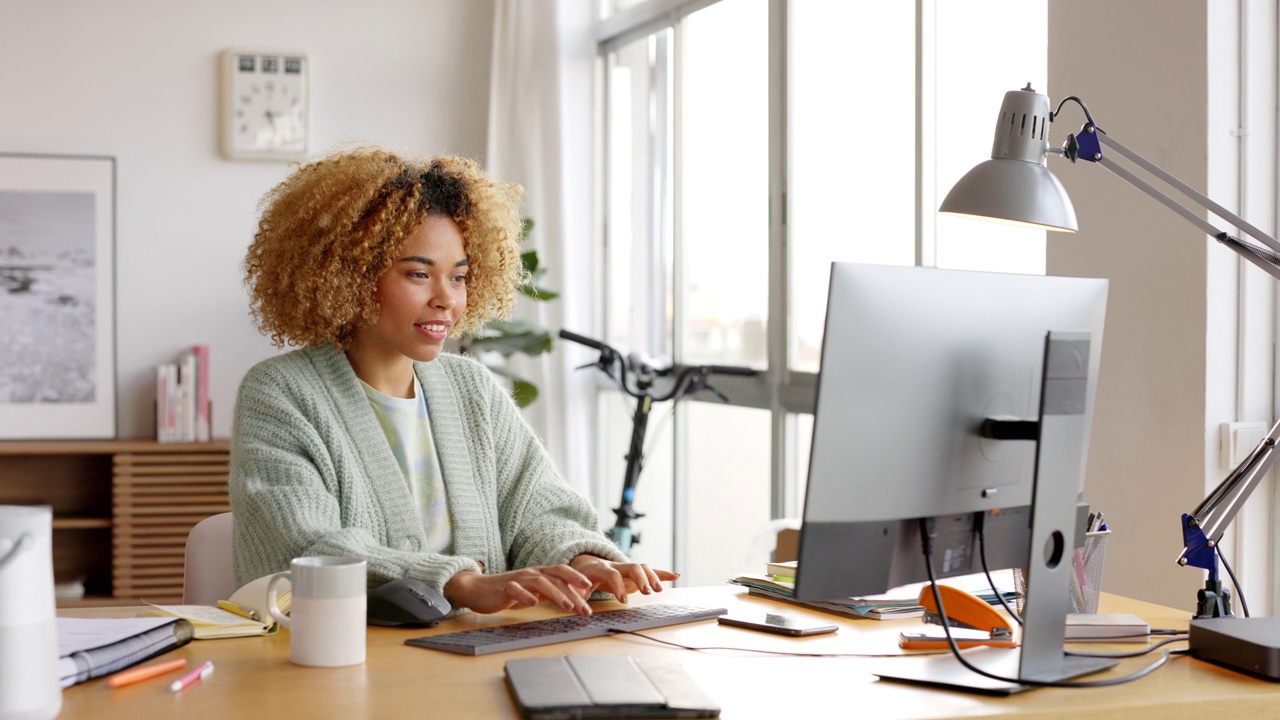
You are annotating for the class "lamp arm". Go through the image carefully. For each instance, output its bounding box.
[1177,416,1280,568]
[1069,125,1280,282]
[1095,131,1280,255]
[1070,125,1280,570]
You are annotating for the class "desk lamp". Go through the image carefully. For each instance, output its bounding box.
[940,84,1280,680]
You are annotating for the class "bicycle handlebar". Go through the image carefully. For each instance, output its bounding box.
[703,364,757,377]
[558,328,611,353]
[558,328,757,401]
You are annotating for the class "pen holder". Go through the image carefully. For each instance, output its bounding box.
[1013,529,1110,615]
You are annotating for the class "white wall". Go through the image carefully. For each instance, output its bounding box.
[1048,1,1240,610]
[0,0,495,439]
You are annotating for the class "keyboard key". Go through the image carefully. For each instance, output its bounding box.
[405,604,727,656]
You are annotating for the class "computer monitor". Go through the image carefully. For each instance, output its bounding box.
[793,262,1110,693]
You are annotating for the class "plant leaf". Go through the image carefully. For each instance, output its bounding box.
[519,285,559,301]
[521,249,541,274]
[469,330,553,357]
[511,378,538,407]
[485,319,540,334]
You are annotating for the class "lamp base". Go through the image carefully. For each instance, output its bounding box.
[1189,616,1280,680]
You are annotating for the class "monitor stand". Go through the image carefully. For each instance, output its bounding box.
[874,647,1115,696]
[876,332,1117,694]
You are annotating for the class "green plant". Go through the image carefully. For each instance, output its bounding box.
[459,219,558,407]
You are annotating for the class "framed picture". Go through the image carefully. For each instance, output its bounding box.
[0,154,116,439]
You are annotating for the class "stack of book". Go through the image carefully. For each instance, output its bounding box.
[156,344,211,443]
[57,617,195,687]
[729,561,1018,621]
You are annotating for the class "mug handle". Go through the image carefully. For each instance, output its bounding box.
[266,571,292,629]
[0,532,32,571]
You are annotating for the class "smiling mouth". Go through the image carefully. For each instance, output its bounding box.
[417,322,449,334]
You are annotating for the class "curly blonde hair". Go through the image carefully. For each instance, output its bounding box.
[244,147,526,349]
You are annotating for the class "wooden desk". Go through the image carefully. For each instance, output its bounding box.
[59,586,1280,719]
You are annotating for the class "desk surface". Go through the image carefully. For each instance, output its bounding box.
[59,585,1279,719]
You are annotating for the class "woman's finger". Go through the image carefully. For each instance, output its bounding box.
[526,572,592,616]
[542,563,593,590]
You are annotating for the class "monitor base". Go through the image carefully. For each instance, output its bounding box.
[874,647,1118,696]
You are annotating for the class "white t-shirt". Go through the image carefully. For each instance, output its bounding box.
[360,375,453,554]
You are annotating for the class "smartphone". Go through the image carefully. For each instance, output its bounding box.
[717,612,838,637]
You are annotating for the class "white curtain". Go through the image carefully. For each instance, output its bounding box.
[486,0,598,497]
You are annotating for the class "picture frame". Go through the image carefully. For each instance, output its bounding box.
[0,153,116,439]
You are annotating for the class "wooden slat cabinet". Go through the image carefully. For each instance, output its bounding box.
[0,439,229,606]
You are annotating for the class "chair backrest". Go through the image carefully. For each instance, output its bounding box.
[183,512,236,604]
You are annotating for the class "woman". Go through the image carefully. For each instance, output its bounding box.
[230,147,675,616]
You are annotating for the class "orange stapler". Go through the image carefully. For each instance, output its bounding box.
[898,583,1017,650]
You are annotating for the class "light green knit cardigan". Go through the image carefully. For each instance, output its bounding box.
[228,345,625,592]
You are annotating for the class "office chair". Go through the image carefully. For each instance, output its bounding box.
[183,511,236,604]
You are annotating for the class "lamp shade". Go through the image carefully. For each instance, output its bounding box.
[939,85,1079,232]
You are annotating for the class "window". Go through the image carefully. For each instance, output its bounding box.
[598,0,1047,586]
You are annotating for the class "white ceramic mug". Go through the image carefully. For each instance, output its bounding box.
[267,556,367,667]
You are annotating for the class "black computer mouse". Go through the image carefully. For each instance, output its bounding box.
[366,577,452,627]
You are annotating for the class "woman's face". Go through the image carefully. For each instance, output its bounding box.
[349,214,468,372]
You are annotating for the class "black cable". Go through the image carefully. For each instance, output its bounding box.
[918,519,1173,689]
[1050,95,1100,130]
[976,518,1023,626]
[1218,548,1250,618]
[1064,634,1189,659]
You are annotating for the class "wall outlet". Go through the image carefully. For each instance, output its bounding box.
[1220,421,1270,469]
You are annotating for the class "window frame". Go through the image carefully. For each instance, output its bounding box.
[593,0,1043,564]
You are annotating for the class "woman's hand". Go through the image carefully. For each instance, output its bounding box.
[568,554,680,604]
[443,565,596,616]
[442,556,680,617]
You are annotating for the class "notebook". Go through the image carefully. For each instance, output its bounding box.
[504,655,720,719]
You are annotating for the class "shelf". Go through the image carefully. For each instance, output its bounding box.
[0,438,230,603]
[56,595,138,609]
[52,518,112,530]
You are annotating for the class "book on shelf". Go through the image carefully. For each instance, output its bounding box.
[57,616,195,688]
[193,343,211,442]
[156,344,212,443]
[729,565,1018,622]
[145,574,291,639]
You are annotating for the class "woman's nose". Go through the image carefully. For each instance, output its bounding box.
[432,287,458,309]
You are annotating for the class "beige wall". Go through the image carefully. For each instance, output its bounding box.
[1048,1,1212,609]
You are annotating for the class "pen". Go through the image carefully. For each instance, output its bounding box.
[169,661,214,693]
[217,599,261,621]
[107,658,187,688]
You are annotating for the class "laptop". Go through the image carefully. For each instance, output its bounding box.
[504,655,720,719]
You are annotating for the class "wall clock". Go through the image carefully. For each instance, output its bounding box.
[219,49,309,161]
